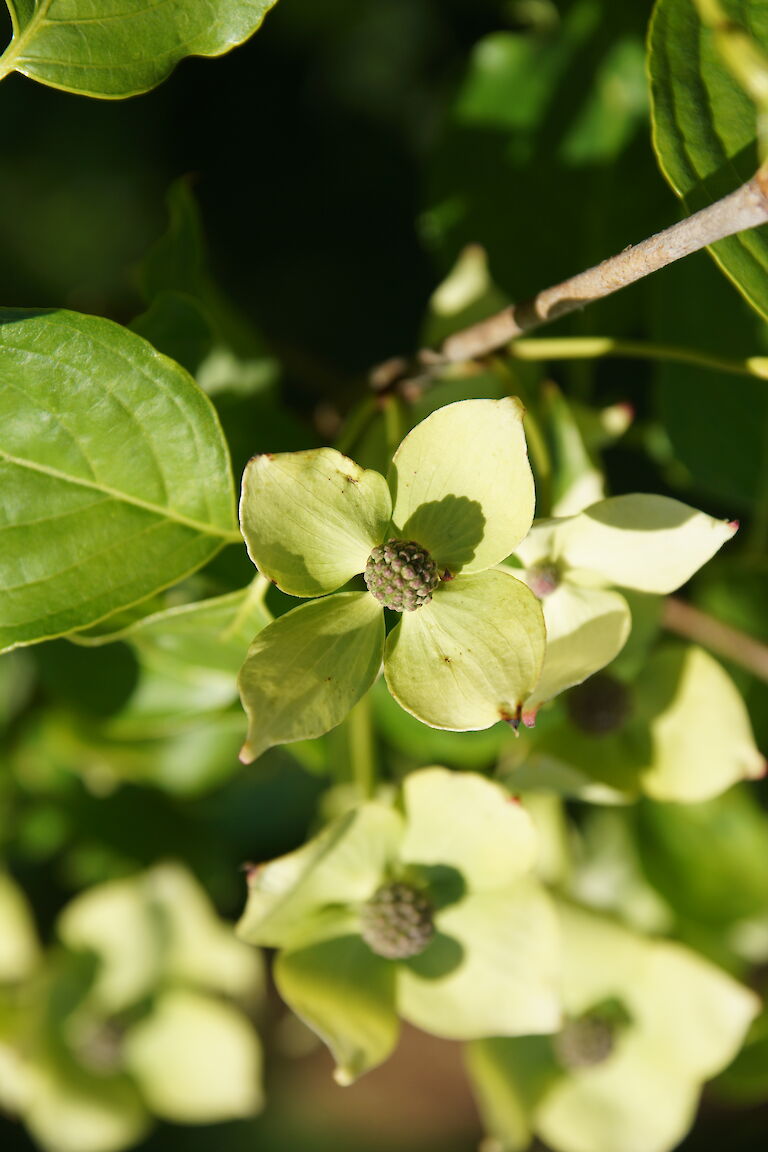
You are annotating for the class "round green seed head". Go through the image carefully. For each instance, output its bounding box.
[364,539,440,612]
[360,881,435,960]
[553,1011,616,1070]
[566,673,632,735]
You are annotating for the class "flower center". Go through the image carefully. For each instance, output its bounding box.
[527,561,562,598]
[360,881,435,960]
[566,673,632,735]
[553,1011,616,1070]
[364,539,440,612]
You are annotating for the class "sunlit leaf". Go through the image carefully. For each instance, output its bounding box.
[649,0,768,320]
[0,1,279,98]
[0,310,237,653]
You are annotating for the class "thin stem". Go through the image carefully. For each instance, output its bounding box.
[440,174,768,363]
[346,692,376,801]
[663,597,768,683]
[334,395,379,456]
[507,336,768,381]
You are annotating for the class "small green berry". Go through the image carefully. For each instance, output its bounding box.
[527,561,562,598]
[567,673,632,735]
[553,1011,616,1070]
[364,539,440,612]
[360,881,435,960]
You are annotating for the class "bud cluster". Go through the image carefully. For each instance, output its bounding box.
[360,881,436,960]
[364,539,440,612]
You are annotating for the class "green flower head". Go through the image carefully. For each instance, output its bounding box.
[467,902,759,1152]
[3,865,263,1152]
[237,398,545,762]
[507,645,764,804]
[237,768,561,1084]
[514,494,737,716]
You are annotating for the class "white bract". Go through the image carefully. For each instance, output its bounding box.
[515,494,737,713]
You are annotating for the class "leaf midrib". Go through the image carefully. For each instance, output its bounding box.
[0,446,241,542]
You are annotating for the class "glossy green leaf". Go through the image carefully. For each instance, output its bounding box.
[525,583,631,709]
[385,571,545,731]
[0,310,237,654]
[275,934,398,1085]
[398,768,538,893]
[103,586,271,725]
[0,1,279,98]
[389,398,535,575]
[649,0,768,320]
[237,804,404,950]
[239,449,391,597]
[238,592,384,762]
[635,785,768,927]
[125,989,262,1123]
[399,884,561,1040]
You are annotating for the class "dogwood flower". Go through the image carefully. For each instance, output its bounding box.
[237,768,561,1083]
[514,494,737,715]
[1,864,263,1152]
[466,902,759,1152]
[237,399,545,761]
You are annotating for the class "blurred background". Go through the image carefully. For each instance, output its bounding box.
[2,0,767,1149]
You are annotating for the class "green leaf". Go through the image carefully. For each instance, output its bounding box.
[398,884,561,1040]
[238,592,385,763]
[124,989,262,1123]
[0,310,237,654]
[525,584,631,710]
[635,785,768,927]
[398,768,538,893]
[0,0,279,98]
[390,398,535,574]
[385,571,545,731]
[275,934,398,1085]
[239,449,392,597]
[102,586,271,727]
[237,804,404,949]
[649,0,768,320]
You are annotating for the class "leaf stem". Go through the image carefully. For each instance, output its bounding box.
[346,692,376,801]
[439,174,768,363]
[663,597,768,683]
[506,336,768,380]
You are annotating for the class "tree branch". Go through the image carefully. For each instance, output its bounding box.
[439,173,768,364]
[663,596,768,684]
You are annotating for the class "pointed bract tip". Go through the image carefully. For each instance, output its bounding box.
[753,758,768,780]
[499,703,523,732]
[238,744,254,765]
[727,519,740,533]
[239,861,262,883]
[522,708,538,729]
[333,1067,354,1088]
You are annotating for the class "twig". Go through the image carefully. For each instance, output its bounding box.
[663,597,768,683]
[439,173,768,364]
